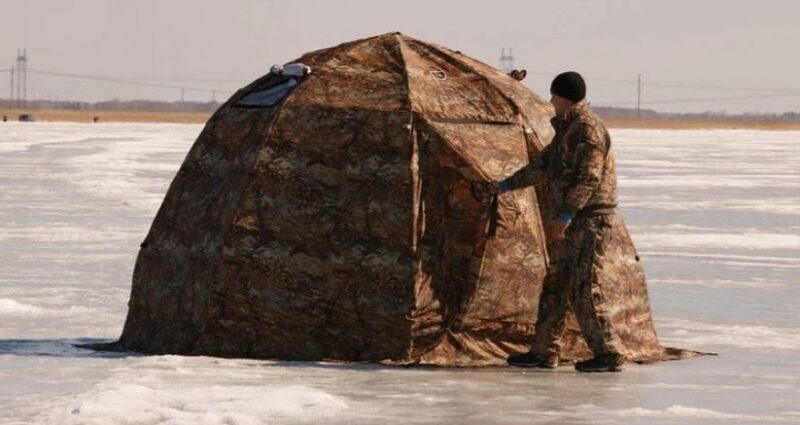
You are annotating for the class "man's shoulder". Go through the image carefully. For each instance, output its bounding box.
[574,107,607,132]
[568,109,607,145]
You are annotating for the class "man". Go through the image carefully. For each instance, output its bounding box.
[491,71,625,372]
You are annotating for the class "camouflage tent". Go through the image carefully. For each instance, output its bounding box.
[115,33,686,366]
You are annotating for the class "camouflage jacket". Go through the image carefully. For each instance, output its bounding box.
[502,101,618,217]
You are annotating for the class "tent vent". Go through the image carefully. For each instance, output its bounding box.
[429,70,447,80]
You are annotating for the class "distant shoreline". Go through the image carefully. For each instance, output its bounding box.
[602,117,800,131]
[0,108,211,124]
[3,108,800,130]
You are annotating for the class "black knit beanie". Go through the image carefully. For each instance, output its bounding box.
[550,71,586,103]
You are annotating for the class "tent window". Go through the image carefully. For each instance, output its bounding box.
[235,63,312,108]
[237,77,298,107]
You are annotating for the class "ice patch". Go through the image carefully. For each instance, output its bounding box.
[60,127,196,210]
[649,277,787,290]
[42,381,348,425]
[615,404,791,422]
[633,232,800,250]
[623,198,800,215]
[0,225,142,243]
[0,298,46,316]
[638,382,750,391]
[0,298,96,318]
[621,176,800,189]
[33,355,351,425]
[539,403,798,423]
[5,122,800,425]
[659,319,800,351]
[640,251,800,269]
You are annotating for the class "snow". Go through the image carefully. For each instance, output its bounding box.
[0,299,47,317]
[1,123,799,424]
[658,319,800,351]
[633,232,800,250]
[42,359,350,425]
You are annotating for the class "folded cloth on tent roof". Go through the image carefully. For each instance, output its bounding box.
[270,63,312,77]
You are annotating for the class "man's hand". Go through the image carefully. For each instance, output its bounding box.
[549,218,570,241]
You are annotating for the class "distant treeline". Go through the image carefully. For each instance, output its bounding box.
[0,99,221,113]
[2,98,799,122]
[594,106,800,123]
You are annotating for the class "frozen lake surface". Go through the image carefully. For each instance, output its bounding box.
[1,122,798,424]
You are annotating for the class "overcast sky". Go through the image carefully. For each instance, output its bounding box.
[1,0,798,113]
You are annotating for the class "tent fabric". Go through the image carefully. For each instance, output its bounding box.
[114,33,697,366]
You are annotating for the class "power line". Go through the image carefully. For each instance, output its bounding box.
[640,80,799,93]
[591,77,800,93]
[596,91,800,107]
[524,68,637,85]
[16,58,800,109]
[585,75,635,84]
[520,65,800,109]
[30,71,248,83]
[525,66,800,93]
[25,84,155,99]
[120,76,249,83]
[27,68,235,95]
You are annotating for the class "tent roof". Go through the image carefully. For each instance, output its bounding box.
[232,33,552,126]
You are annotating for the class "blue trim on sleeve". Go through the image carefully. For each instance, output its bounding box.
[498,180,510,193]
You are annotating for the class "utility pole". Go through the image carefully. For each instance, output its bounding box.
[499,47,515,73]
[500,48,505,72]
[23,50,27,106]
[180,87,185,102]
[15,49,27,107]
[9,65,13,103]
[637,73,642,117]
[16,52,22,107]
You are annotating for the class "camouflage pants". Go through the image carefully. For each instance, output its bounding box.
[531,214,624,357]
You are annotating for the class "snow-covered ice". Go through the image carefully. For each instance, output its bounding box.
[1,123,798,424]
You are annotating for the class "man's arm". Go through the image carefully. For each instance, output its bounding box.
[496,143,553,193]
[559,123,607,217]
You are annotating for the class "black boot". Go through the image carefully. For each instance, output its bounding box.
[574,352,624,373]
[507,351,559,369]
